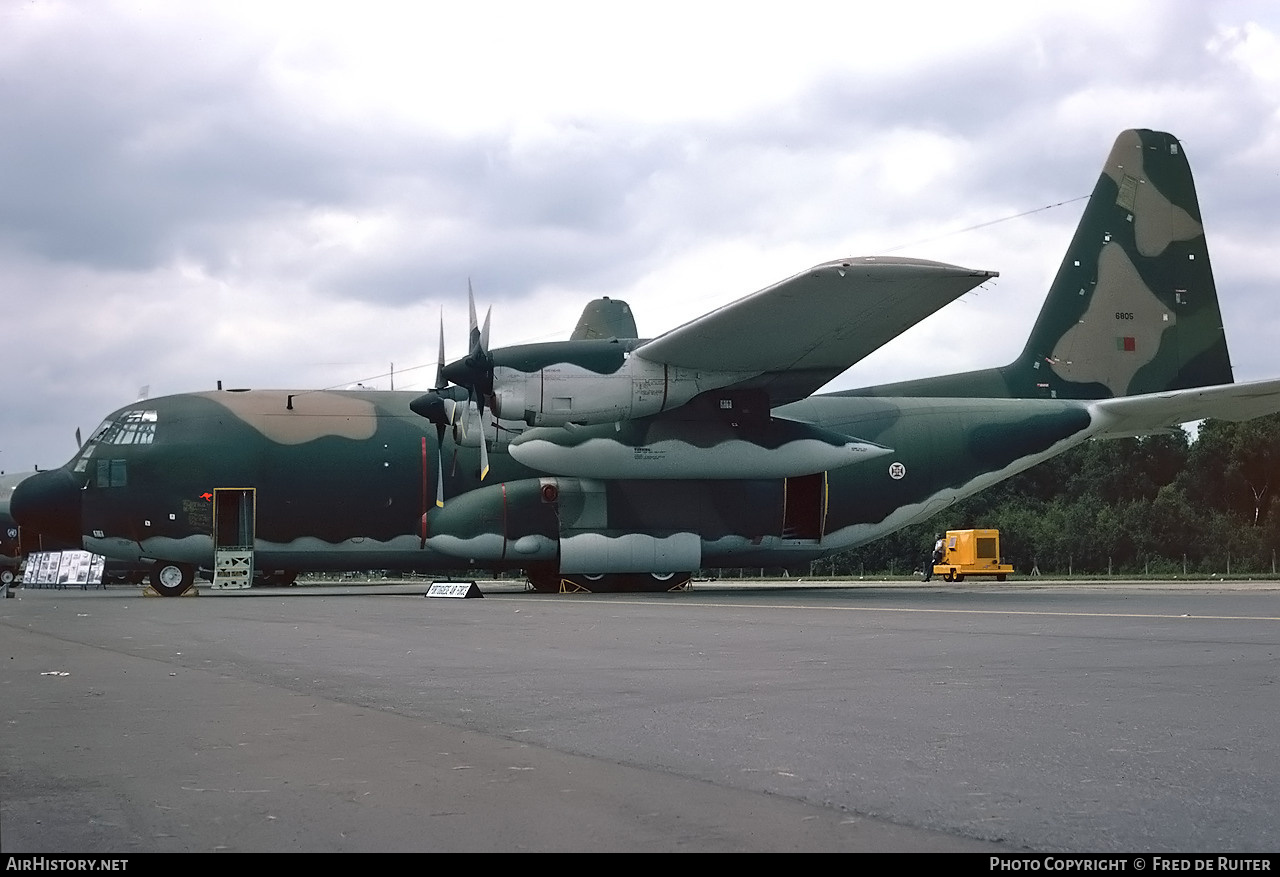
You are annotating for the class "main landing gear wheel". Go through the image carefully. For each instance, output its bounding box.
[151,562,195,597]
[0,569,14,586]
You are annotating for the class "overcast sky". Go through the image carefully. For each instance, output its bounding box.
[2,0,1278,472]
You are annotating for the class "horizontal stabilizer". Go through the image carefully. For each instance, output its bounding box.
[1089,379,1280,439]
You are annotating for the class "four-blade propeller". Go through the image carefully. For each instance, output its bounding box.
[409,284,495,507]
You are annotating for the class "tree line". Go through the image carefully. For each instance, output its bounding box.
[814,413,1280,578]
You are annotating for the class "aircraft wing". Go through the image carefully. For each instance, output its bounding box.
[1089,379,1280,438]
[633,256,997,406]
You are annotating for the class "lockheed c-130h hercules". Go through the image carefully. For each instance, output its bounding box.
[14,129,1280,596]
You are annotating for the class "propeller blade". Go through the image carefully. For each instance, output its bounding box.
[476,393,491,481]
[478,415,490,481]
[454,397,468,442]
[434,311,447,391]
[435,424,446,508]
[442,282,495,396]
[467,281,480,352]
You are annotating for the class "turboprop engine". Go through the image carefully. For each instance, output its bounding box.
[486,342,743,427]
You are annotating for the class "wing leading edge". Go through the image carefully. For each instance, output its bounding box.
[632,256,997,407]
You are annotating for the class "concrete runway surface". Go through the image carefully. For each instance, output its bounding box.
[2,579,1278,853]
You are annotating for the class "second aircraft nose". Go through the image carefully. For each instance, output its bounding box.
[10,468,83,550]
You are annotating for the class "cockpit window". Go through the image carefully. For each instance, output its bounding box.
[98,410,158,446]
[72,410,158,473]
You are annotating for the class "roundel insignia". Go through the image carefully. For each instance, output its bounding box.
[888,461,906,480]
[6,527,16,538]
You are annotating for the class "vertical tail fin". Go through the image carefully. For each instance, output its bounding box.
[851,129,1233,400]
[570,297,639,340]
[1012,129,1232,399]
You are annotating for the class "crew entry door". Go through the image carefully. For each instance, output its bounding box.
[212,488,255,589]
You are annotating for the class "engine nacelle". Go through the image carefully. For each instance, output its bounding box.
[490,355,744,427]
[508,417,891,479]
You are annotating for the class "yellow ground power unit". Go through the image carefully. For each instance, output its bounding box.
[933,529,1014,582]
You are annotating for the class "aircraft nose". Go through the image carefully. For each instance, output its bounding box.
[10,469,84,549]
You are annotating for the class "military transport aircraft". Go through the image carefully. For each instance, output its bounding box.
[13,129,1280,596]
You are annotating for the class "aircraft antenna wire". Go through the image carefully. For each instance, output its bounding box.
[880,194,1090,254]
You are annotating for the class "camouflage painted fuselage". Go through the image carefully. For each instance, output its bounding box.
[55,387,1093,573]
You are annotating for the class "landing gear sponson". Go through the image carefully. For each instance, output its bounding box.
[525,569,692,593]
